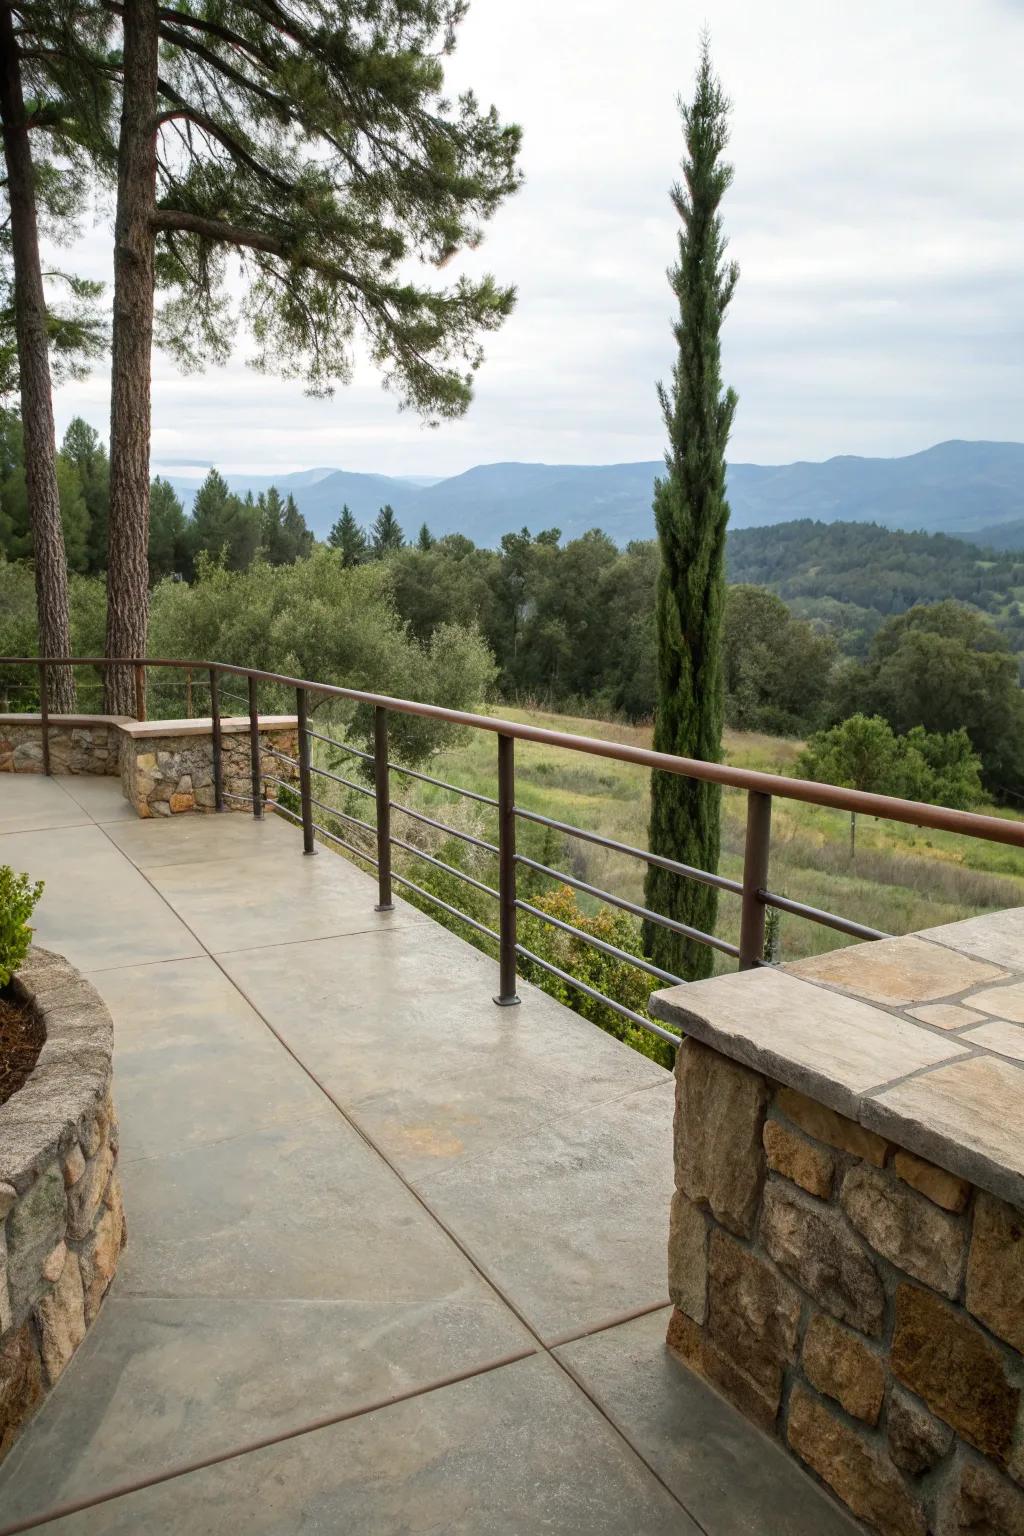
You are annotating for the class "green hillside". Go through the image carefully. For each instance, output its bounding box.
[727,520,1024,656]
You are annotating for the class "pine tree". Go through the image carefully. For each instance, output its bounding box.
[101,0,521,711]
[371,504,405,557]
[0,7,112,707]
[327,505,367,568]
[417,522,435,552]
[643,45,739,981]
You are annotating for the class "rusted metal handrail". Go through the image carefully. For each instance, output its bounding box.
[4,653,1024,1057]
[5,653,1023,848]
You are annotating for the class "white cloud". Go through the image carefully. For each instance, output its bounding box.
[47,0,1024,476]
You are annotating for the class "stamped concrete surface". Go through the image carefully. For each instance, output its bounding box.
[0,774,855,1534]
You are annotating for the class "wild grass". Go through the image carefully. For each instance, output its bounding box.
[306,702,1024,976]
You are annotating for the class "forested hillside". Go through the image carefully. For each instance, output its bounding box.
[727,520,1024,657]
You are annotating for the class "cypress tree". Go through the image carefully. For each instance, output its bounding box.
[643,45,738,981]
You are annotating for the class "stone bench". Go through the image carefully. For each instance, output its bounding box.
[651,909,1024,1536]
[0,714,299,817]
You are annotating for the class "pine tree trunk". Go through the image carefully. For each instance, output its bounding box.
[104,0,158,715]
[0,3,76,712]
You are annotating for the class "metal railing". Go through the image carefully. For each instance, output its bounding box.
[5,653,1024,1051]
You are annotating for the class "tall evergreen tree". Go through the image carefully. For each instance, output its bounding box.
[148,476,187,583]
[102,0,522,711]
[62,418,109,574]
[417,522,435,552]
[371,504,405,557]
[328,504,367,568]
[0,4,112,706]
[643,46,738,980]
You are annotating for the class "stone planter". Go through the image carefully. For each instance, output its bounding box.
[0,949,124,1464]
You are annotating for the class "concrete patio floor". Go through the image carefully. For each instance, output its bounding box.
[0,774,858,1534]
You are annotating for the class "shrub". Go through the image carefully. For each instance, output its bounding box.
[0,867,44,987]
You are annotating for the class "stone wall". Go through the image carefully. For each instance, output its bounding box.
[0,720,122,776]
[0,950,125,1463]
[666,1037,1024,1536]
[120,725,299,816]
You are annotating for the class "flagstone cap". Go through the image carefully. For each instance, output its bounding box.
[650,910,1024,1209]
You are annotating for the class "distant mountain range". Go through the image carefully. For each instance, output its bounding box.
[165,440,1024,549]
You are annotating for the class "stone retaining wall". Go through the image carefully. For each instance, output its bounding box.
[0,950,125,1463]
[0,721,122,776]
[121,725,299,816]
[666,1037,1024,1536]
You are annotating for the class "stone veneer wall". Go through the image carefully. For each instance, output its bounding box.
[121,726,299,816]
[0,722,121,776]
[0,950,125,1463]
[667,1037,1024,1536]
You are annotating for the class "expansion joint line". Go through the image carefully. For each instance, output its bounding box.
[0,817,704,1536]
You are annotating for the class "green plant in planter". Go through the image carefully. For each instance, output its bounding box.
[0,867,44,987]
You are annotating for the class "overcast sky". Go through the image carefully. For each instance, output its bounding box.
[49,0,1024,479]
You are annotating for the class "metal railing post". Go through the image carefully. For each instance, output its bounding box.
[494,732,520,1006]
[209,668,225,812]
[296,686,316,854]
[373,706,393,909]
[38,661,50,776]
[739,789,772,970]
[248,674,263,819]
[133,662,146,722]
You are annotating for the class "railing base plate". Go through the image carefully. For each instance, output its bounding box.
[493,994,521,1008]
[374,902,394,912]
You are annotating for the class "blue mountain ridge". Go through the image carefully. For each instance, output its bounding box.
[165,440,1024,549]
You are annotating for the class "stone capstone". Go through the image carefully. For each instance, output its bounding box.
[802,1313,886,1425]
[775,1086,889,1166]
[704,1229,801,1397]
[674,1038,767,1238]
[667,1190,707,1323]
[965,1193,1024,1354]
[886,1385,954,1477]
[787,1386,926,1536]
[35,1250,85,1385]
[892,1149,970,1213]
[840,1163,966,1298]
[760,1179,886,1336]
[891,1284,1019,1464]
[762,1119,834,1198]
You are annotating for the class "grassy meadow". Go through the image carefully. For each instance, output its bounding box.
[316,704,1024,973]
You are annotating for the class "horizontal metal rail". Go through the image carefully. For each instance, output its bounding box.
[389,871,500,942]
[308,762,375,798]
[390,834,499,900]
[10,654,1022,848]
[515,944,680,1047]
[7,651,1023,1059]
[515,898,684,987]
[514,806,742,894]
[263,744,300,768]
[390,800,498,855]
[274,799,379,866]
[389,759,498,807]
[307,728,374,763]
[761,890,891,942]
[516,854,742,959]
[307,794,376,838]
